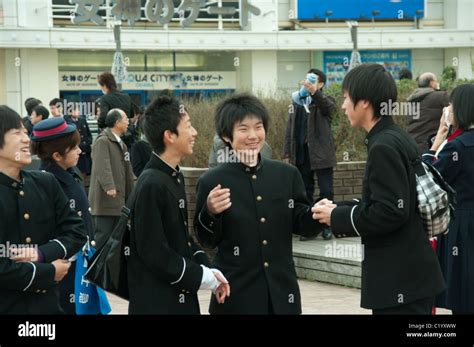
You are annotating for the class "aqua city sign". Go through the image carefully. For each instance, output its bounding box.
[70,0,261,28]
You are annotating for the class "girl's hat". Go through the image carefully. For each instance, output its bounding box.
[31,117,76,141]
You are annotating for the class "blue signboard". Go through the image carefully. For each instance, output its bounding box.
[323,50,412,85]
[297,0,424,20]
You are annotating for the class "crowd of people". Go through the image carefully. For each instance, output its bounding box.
[0,64,473,315]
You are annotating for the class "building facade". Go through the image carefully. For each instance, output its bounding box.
[0,0,473,115]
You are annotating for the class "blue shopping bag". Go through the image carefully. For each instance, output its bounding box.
[75,242,112,315]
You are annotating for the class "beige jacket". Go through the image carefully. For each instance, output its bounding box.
[89,129,135,216]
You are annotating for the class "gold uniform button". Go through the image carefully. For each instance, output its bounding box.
[187,242,191,247]
[256,196,262,201]
[260,217,266,223]
[91,240,97,247]
[42,289,47,293]
[25,237,32,244]
[252,175,257,180]
[264,262,269,268]
[19,190,25,196]
[36,289,41,293]
[262,240,268,245]
[23,213,30,220]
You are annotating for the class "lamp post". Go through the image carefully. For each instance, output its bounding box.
[371,10,380,24]
[414,9,424,29]
[111,24,128,91]
[325,10,333,25]
[346,21,361,71]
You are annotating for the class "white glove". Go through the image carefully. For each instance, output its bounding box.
[199,265,228,293]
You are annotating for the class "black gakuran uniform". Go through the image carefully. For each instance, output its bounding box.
[195,157,324,314]
[127,154,211,314]
[0,170,87,314]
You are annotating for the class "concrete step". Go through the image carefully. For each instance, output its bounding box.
[293,235,362,289]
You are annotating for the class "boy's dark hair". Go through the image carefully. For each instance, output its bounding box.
[399,68,413,81]
[141,96,185,154]
[451,83,474,130]
[98,72,117,91]
[49,98,63,108]
[308,68,327,86]
[342,63,397,119]
[132,102,142,117]
[25,98,42,116]
[105,109,124,128]
[24,97,35,106]
[0,105,23,149]
[32,105,50,121]
[31,131,81,163]
[214,93,269,144]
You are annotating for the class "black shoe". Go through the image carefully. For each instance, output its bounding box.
[322,228,333,240]
[299,235,317,241]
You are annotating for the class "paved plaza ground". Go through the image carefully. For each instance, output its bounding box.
[107,279,451,315]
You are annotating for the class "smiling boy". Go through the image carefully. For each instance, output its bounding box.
[0,105,86,314]
[194,93,324,314]
[127,96,229,314]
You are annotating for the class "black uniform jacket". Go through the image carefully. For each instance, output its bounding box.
[65,115,93,174]
[330,116,445,309]
[40,162,94,240]
[0,170,87,314]
[130,140,152,177]
[39,161,94,314]
[97,91,133,130]
[195,157,324,314]
[127,153,211,314]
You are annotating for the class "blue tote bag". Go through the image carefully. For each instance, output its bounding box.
[75,242,112,315]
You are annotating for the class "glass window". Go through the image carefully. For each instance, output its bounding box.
[0,0,4,26]
[58,50,237,72]
[175,52,235,71]
[58,50,145,71]
[175,53,205,71]
[203,52,236,71]
[146,53,174,71]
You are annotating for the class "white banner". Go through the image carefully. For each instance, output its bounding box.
[59,71,236,90]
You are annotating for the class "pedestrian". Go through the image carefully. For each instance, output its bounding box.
[0,105,86,314]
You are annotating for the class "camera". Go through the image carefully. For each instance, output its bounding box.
[299,73,318,98]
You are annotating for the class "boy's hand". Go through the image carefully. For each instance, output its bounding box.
[207,184,231,216]
[312,203,337,226]
[52,259,71,282]
[10,247,39,262]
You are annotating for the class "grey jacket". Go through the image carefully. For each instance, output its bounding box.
[89,129,135,216]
